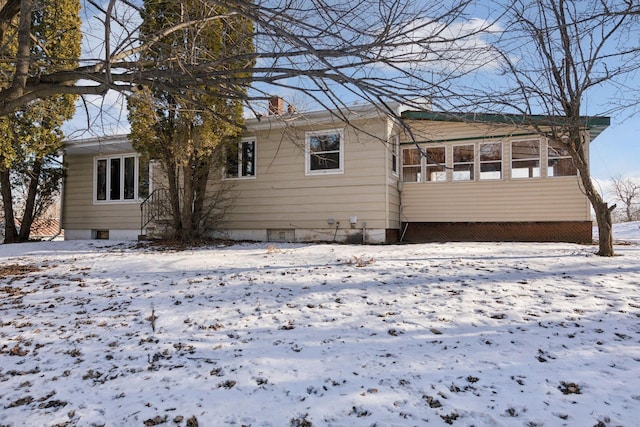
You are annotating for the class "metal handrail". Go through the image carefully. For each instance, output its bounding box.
[140,188,170,235]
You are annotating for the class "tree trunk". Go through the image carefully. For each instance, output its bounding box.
[571,143,615,257]
[593,199,615,257]
[180,157,194,241]
[191,155,212,236]
[561,131,615,257]
[18,157,42,241]
[0,166,19,243]
[165,160,182,239]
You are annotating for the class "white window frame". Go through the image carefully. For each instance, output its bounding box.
[425,146,447,183]
[479,142,503,181]
[547,141,577,177]
[224,138,257,180]
[402,146,423,182]
[390,135,400,177]
[511,139,541,179]
[452,144,475,181]
[305,128,344,176]
[93,154,143,204]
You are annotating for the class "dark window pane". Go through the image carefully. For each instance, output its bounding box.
[512,140,540,159]
[403,148,421,165]
[242,141,255,176]
[110,158,121,200]
[391,138,399,173]
[124,157,135,199]
[96,159,107,200]
[548,145,577,176]
[480,143,501,161]
[480,162,502,179]
[426,147,445,164]
[453,145,474,163]
[310,134,340,152]
[512,159,541,178]
[311,152,340,170]
[549,157,577,176]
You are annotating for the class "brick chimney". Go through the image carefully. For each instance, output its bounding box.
[268,96,284,116]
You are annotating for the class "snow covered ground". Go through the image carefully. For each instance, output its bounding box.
[1,225,639,426]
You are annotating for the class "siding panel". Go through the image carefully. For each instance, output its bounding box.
[63,154,141,230]
[220,120,392,231]
[401,178,590,222]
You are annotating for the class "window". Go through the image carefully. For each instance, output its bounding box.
[511,140,540,178]
[479,142,502,180]
[226,139,256,179]
[305,129,344,175]
[425,147,446,182]
[402,148,422,182]
[95,154,148,203]
[391,135,399,177]
[548,143,577,177]
[453,145,474,181]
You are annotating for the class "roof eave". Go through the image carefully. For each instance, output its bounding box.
[400,111,611,142]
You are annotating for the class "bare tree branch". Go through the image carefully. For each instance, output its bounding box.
[0,0,491,118]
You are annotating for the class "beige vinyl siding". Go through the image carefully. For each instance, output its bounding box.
[219,121,391,230]
[400,120,591,223]
[386,183,401,228]
[63,154,141,230]
[402,178,590,222]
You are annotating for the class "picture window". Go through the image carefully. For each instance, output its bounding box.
[95,154,148,203]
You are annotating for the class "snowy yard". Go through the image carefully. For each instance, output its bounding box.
[1,225,639,426]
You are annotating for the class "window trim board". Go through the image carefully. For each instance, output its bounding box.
[305,128,345,176]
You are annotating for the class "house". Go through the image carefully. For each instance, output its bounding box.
[62,101,609,244]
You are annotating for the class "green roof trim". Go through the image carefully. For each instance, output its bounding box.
[400,111,611,141]
[398,132,537,145]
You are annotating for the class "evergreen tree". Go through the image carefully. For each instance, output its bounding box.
[128,0,254,241]
[0,0,80,243]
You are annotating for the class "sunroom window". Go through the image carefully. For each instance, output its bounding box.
[306,129,344,175]
[402,148,421,182]
[453,145,474,181]
[95,154,148,203]
[548,144,577,177]
[425,147,446,182]
[511,140,541,178]
[479,142,502,180]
